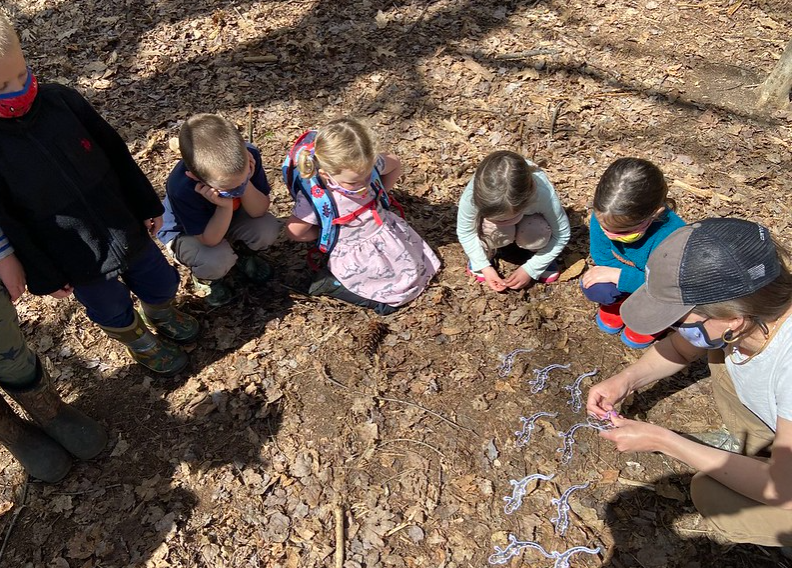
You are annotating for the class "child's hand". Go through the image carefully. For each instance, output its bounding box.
[0,254,26,302]
[504,267,532,290]
[582,265,621,289]
[145,216,163,236]
[195,183,234,208]
[49,284,74,299]
[481,266,507,292]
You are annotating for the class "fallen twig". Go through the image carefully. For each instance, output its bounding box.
[378,438,446,458]
[494,48,558,60]
[0,478,28,564]
[377,396,479,437]
[672,179,737,202]
[334,503,345,568]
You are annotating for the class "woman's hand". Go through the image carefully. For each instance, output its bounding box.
[586,373,636,418]
[599,415,670,453]
[504,267,532,290]
[582,265,621,289]
[481,266,507,292]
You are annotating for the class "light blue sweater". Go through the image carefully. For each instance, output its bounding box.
[456,164,570,279]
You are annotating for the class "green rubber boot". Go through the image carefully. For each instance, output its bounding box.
[140,301,200,343]
[236,254,273,285]
[0,394,71,482]
[100,312,189,376]
[192,276,235,308]
[3,358,107,460]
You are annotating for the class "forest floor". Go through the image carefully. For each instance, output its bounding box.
[1,0,792,567]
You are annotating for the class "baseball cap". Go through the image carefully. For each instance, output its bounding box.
[621,218,781,335]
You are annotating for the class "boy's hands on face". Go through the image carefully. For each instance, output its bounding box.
[195,182,234,208]
[504,267,532,290]
[582,265,621,289]
[0,254,26,302]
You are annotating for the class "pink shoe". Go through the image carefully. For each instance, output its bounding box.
[466,262,486,283]
[537,261,560,284]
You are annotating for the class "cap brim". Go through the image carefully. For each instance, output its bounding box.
[621,284,694,336]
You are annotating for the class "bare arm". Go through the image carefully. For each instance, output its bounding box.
[194,183,234,247]
[587,332,706,417]
[240,185,271,218]
[378,154,402,191]
[284,216,319,242]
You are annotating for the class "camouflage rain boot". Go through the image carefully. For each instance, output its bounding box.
[100,312,188,376]
[140,300,200,343]
[3,357,107,460]
[0,394,71,482]
[192,275,235,308]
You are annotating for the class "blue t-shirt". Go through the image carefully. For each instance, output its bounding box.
[158,143,271,245]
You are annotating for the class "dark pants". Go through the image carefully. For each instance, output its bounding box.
[580,281,624,305]
[73,239,180,328]
[309,269,399,316]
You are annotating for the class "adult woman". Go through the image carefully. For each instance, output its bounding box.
[587,217,792,547]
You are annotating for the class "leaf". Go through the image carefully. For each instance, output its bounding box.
[374,10,388,29]
[558,258,586,282]
[440,118,466,135]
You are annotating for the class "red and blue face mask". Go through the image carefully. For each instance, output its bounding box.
[0,68,38,119]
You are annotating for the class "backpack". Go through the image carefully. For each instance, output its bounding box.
[282,130,402,257]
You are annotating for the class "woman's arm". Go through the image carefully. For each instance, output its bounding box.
[587,332,706,417]
[603,416,792,509]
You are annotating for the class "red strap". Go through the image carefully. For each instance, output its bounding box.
[332,199,383,226]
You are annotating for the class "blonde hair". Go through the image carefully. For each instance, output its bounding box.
[297,117,377,179]
[0,12,20,58]
[178,114,247,185]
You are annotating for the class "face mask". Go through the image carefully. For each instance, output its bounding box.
[673,320,726,349]
[601,216,655,244]
[0,68,38,118]
[324,172,371,196]
[217,175,250,198]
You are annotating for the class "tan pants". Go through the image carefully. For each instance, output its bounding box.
[689,351,791,546]
[169,210,280,281]
[480,214,551,258]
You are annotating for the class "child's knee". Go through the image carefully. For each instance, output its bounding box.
[581,281,623,304]
[515,214,551,250]
[187,241,237,281]
[244,213,281,250]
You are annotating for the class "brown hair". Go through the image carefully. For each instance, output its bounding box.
[472,151,536,238]
[695,237,792,337]
[297,117,377,179]
[594,158,676,230]
[0,12,20,58]
[178,114,247,186]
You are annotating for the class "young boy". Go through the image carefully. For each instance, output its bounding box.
[0,14,198,376]
[0,238,106,482]
[158,114,280,306]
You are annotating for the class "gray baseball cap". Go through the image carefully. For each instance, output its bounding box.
[621,218,781,335]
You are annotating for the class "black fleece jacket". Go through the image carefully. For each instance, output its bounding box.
[0,83,164,295]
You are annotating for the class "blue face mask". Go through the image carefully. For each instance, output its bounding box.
[672,319,726,349]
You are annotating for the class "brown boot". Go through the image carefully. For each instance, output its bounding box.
[4,358,107,460]
[0,394,71,482]
[100,312,189,376]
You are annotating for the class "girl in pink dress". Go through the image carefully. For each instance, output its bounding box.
[284,118,440,315]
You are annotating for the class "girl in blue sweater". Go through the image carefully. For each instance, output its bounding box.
[582,158,685,348]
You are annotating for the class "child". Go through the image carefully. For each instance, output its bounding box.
[283,117,440,315]
[581,157,685,348]
[0,14,198,376]
[0,238,106,482]
[457,150,570,291]
[158,114,280,307]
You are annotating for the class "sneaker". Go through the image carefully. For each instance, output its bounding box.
[620,326,656,349]
[466,262,486,283]
[236,255,273,285]
[596,301,624,334]
[536,261,560,284]
[685,429,743,453]
[192,276,235,307]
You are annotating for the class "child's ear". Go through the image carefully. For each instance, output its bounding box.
[185,171,200,181]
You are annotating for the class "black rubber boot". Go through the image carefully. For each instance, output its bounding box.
[100,312,189,376]
[0,394,71,482]
[309,270,399,315]
[4,358,107,460]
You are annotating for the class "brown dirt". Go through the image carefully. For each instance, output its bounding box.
[0,0,791,567]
